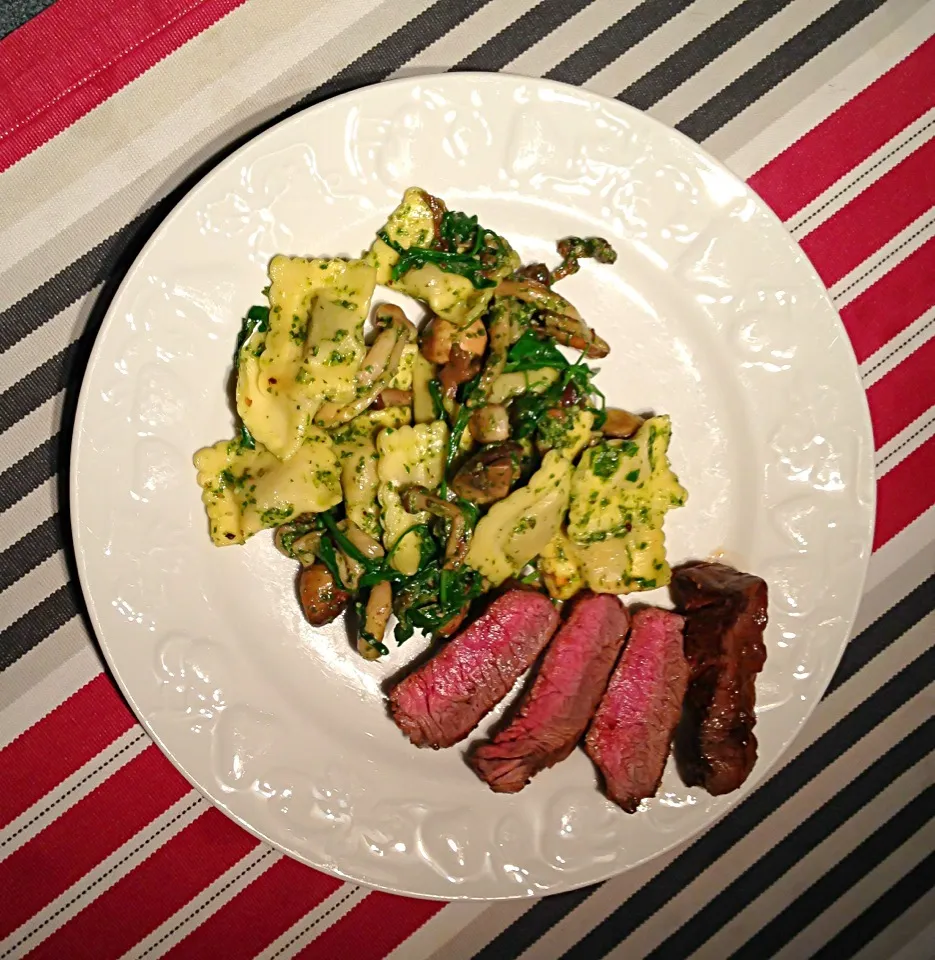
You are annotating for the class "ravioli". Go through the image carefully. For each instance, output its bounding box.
[236,256,376,460]
[194,429,341,547]
[567,415,687,593]
[466,450,572,585]
[376,422,448,575]
[366,187,519,328]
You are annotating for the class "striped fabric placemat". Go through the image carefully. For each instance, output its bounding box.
[1,1,933,957]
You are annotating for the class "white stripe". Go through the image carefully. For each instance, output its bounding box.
[0,728,150,860]
[384,902,492,960]
[0,391,63,468]
[865,504,935,594]
[788,109,935,238]
[774,811,935,960]
[0,478,57,557]
[876,407,935,478]
[724,1,935,179]
[861,304,935,389]
[122,845,280,960]
[0,792,206,958]
[517,605,935,960]
[649,0,840,130]
[0,619,100,741]
[830,209,935,309]
[692,751,935,959]
[253,883,368,960]
[582,0,746,100]
[0,551,68,630]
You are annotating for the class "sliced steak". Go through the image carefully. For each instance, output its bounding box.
[670,561,768,796]
[389,590,559,749]
[470,592,629,793]
[585,607,688,813]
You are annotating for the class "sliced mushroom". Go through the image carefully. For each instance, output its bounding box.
[274,518,320,566]
[316,305,416,426]
[450,441,522,505]
[299,564,351,626]
[513,263,551,286]
[469,404,510,443]
[494,278,582,321]
[551,236,617,283]
[420,316,487,364]
[439,343,482,402]
[540,311,610,359]
[359,580,392,659]
[436,605,469,638]
[400,486,470,569]
[344,520,385,560]
[373,388,413,410]
[601,407,644,438]
[473,300,512,401]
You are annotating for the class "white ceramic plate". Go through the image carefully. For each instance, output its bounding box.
[71,74,875,900]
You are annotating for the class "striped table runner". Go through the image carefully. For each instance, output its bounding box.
[1,1,933,957]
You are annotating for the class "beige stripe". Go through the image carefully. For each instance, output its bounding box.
[505,0,645,79]
[0,391,63,466]
[649,0,840,129]
[0,551,69,631]
[0,617,100,739]
[0,0,385,273]
[865,504,935,593]
[0,0,444,306]
[702,0,928,158]
[775,807,935,959]
[512,607,935,960]
[876,408,935,478]
[422,900,535,960]
[582,0,747,100]
[384,902,493,960]
[0,478,56,556]
[692,749,935,958]
[585,676,935,959]
[861,304,935,390]
[858,893,935,960]
[724,0,935,179]
[0,295,89,390]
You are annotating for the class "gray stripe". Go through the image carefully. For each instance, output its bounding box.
[0,0,55,41]
[546,0,695,85]
[455,0,597,71]
[676,0,890,142]
[0,585,78,672]
[618,0,797,109]
[0,514,60,593]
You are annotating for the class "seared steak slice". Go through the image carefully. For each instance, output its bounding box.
[670,561,768,796]
[389,590,559,749]
[585,607,688,812]
[470,592,629,793]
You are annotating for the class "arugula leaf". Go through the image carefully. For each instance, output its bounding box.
[234,305,270,363]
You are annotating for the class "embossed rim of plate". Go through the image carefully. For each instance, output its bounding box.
[70,73,875,900]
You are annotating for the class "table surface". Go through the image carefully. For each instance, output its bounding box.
[1,1,933,958]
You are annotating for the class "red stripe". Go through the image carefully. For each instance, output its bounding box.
[0,0,247,172]
[0,745,190,939]
[748,35,935,220]
[161,857,343,960]
[874,439,935,550]
[867,337,935,448]
[799,135,935,288]
[841,235,935,363]
[294,892,444,959]
[0,673,134,829]
[25,808,257,960]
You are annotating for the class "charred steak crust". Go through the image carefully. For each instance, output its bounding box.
[670,561,768,796]
[585,607,688,813]
[388,590,560,749]
[470,592,629,793]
